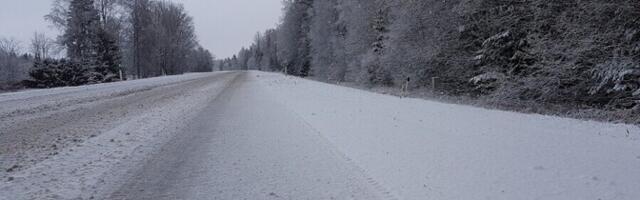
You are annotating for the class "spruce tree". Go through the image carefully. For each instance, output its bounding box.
[95,28,122,82]
[63,0,101,63]
[62,0,122,83]
[371,6,389,55]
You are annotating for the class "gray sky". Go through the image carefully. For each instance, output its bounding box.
[0,0,283,58]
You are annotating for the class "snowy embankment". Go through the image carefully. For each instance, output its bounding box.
[0,72,239,200]
[254,71,640,200]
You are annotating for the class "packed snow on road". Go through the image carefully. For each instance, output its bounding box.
[1,71,639,200]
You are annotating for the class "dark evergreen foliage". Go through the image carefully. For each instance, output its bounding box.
[94,28,122,82]
[25,59,89,88]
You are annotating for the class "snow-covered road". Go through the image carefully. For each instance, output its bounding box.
[110,72,383,200]
[2,71,640,199]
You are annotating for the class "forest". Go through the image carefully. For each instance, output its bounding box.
[223,0,640,122]
[0,0,215,89]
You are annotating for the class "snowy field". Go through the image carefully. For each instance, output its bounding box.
[1,71,639,199]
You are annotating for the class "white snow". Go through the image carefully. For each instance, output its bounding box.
[253,71,640,200]
[0,73,214,115]
[2,71,639,199]
[111,72,385,199]
[0,72,239,200]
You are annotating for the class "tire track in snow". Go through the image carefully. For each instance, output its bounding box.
[296,115,401,200]
[0,73,233,179]
[252,75,402,200]
[0,72,241,200]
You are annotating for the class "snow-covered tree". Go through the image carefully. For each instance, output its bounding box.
[26,58,89,88]
[94,28,122,82]
[278,0,314,76]
[229,0,640,112]
[188,47,215,72]
[151,1,197,75]
[309,0,349,81]
[63,0,101,62]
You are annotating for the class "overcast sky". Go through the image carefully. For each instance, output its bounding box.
[0,0,283,58]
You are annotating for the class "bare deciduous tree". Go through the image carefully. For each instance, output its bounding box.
[30,32,54,60]
[0,38,30,84]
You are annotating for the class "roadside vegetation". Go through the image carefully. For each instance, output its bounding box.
[223,0,640,123]
[0,0,215,90]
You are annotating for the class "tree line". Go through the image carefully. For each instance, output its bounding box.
[225,0,640,113]
[0,38,32,90]
[0,0,215,89]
